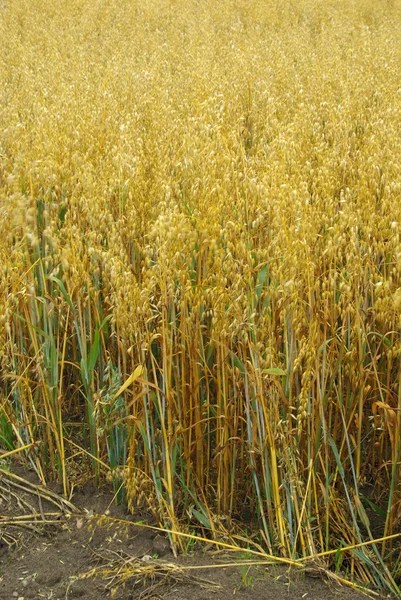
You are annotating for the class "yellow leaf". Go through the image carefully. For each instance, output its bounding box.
[111,365,143,403]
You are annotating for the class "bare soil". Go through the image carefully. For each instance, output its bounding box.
[0,463,381,600]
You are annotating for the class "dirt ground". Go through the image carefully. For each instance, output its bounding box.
[0,463,384,600]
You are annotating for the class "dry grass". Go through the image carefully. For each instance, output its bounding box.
[1,0,401,592]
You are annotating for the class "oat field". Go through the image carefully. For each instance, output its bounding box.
[1,0,401,592]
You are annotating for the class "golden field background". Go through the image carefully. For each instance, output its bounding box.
[1,0,401,590]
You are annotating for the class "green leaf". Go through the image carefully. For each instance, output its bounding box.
[382,336,392,348]
[334,543,343,573]
[180,195,193,217]
[80,358,89,389]
[87,327,100,378]
[329,435,344,478]
[355,496,371,530]
[49,276,74,311]
[138,422,151,455]
[191,508,210,528]
[318,338,334,355]
[100,314,113,331]
[264,367,286,376]
[231,353,245,375]
[361,496,386,518]
[366,331,392,347]
[205,342,214,364]
[255,264,268,303]
[13,312,50,341]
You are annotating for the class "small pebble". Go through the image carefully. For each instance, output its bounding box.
[151,534,170,557]
[68,581,86,598]
[276,575,290,584]
[36,571,62,586]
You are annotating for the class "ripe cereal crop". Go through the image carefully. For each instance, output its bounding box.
[1,0,401,592]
